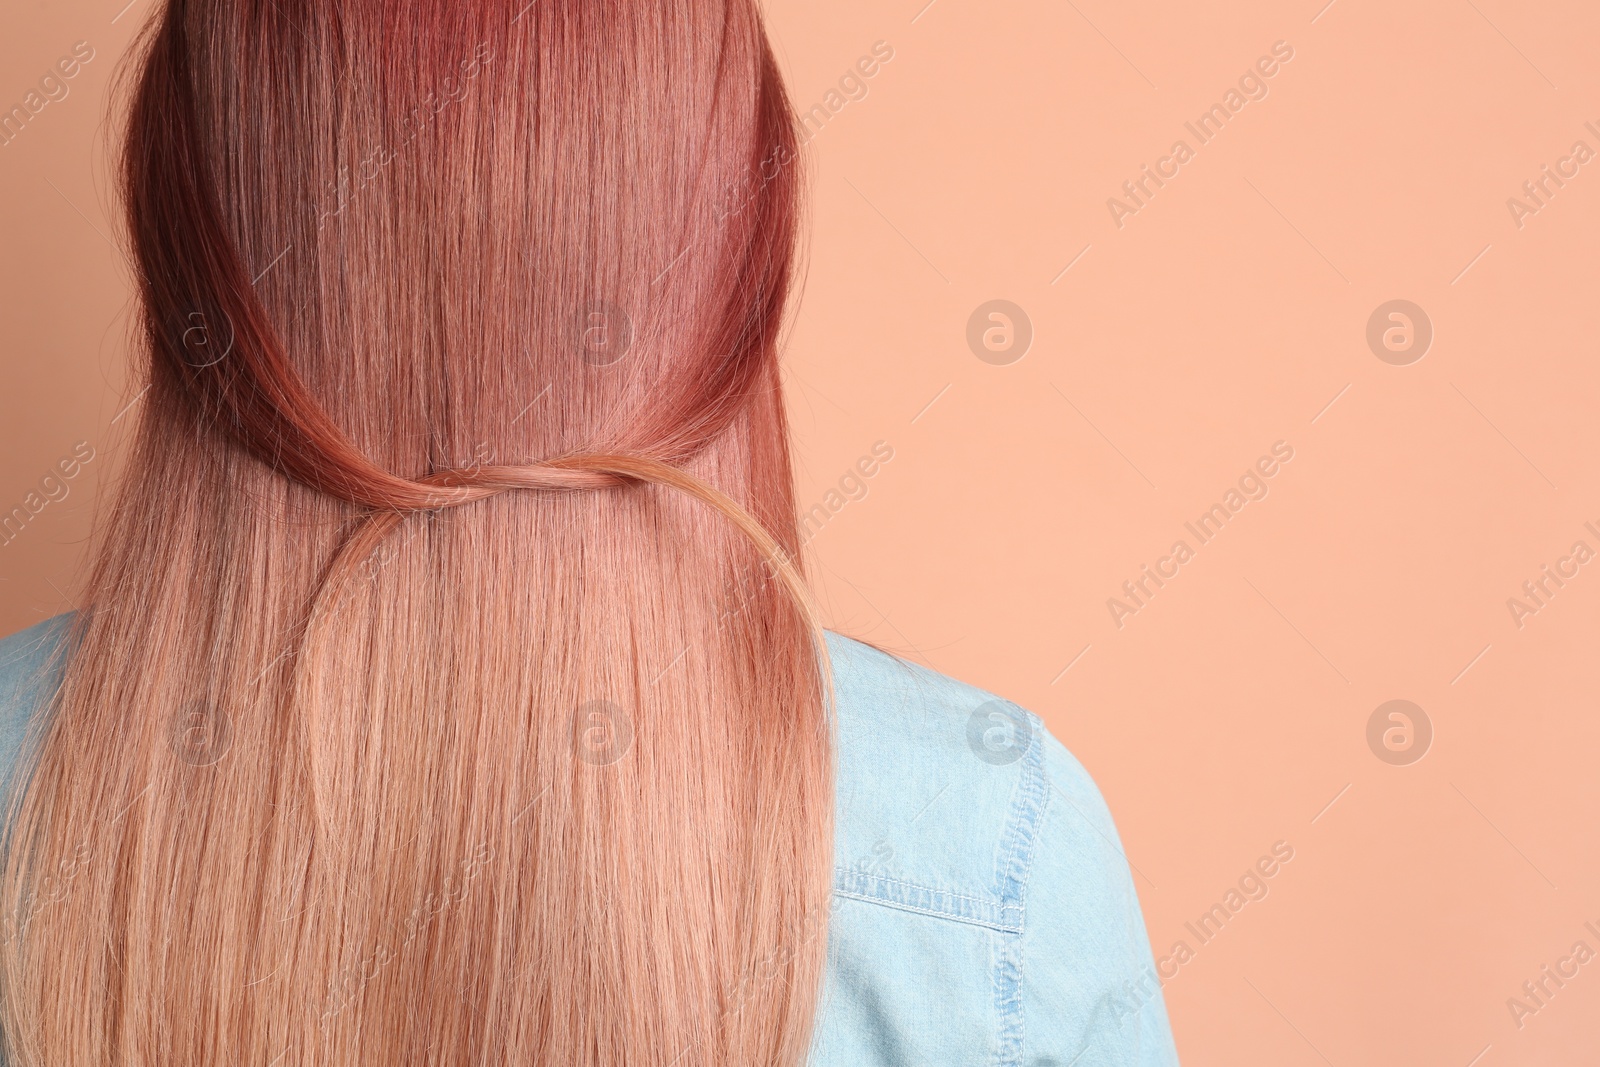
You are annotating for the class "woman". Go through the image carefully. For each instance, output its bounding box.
[0,0,1179,1063]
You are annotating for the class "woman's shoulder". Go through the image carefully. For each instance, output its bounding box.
[817,631,1179,1065]
[0,611,75,793]
[0,612,74,715]
[822,628,1114,902]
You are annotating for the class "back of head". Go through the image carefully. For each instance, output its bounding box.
[0,1,832,1064]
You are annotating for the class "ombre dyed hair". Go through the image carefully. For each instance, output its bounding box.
[0,1,833,1063]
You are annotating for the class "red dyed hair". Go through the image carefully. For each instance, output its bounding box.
[0,1,832,1063]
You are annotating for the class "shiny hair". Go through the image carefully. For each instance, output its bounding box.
[0,0,833,1063]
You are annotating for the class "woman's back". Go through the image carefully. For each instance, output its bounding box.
[0,615,1178,1065]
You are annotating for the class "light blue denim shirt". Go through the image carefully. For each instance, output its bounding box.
[0,614,1180,1066]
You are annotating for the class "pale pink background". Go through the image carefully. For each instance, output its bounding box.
[3,1,1598,1063]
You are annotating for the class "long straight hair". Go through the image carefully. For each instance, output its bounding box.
[0,1,833,1063]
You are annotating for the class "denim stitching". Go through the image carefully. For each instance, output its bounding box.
[831,867,1023,933]
[834,870,1004,911]
[990,715,1049,1066]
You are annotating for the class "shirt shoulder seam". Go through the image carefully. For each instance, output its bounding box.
[991,713,1051,1066]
